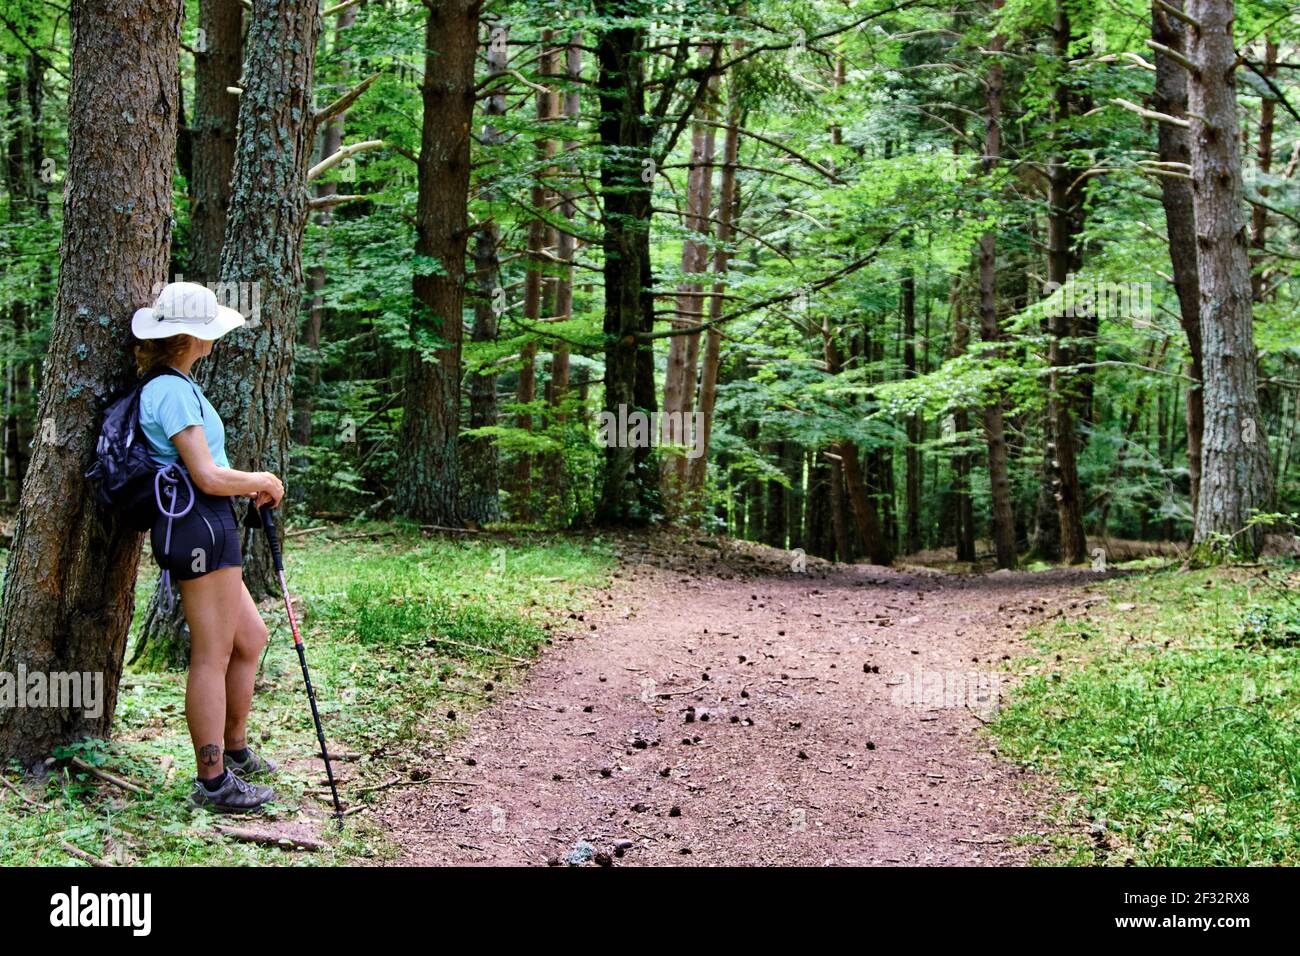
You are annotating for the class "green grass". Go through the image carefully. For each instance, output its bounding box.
[990,562,1300,866]
[1,525,614,866]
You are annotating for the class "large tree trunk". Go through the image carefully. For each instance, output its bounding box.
[1152,0,1204,520]
[1042,0,1089,564]
[1187,0,1271,556]
[806,453,834,559]
[132,0,248,669]
[461,18,507,526]
[829,457,851,561]
[1248,36,1276,303]
[594,2,656,524]
[3,56,31,508]
[394,0,481,525]
[763,443,789,548]
[294,4,358,456]
[823,316,891,565]
[510,34,559,521]
[901,254,921,555]
[542,36,583,521]
[17,50,46,489]
[978,1,1017,569]
[685,76,742,504]
[0,0,183,764]
[660,56,717,509]
[947,285,977,562]
[189,0,243,283]
[192,0,320,603]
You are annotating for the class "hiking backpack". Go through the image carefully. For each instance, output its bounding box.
[85,366,193,530]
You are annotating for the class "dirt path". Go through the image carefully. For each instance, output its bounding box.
[381,535,1103,866]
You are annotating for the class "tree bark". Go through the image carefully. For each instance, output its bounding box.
[685,74,742,503]
[1248,36,1276,303]
[462,17,507,525]
[184,0,321,603]
[294,3,357,455]
[594,1,656,524]
[764,443,788,548]
[978,3,1017,569]
[0,0,183,763]
[660,53,717,508]
[510,34,559,521]
[901,252,921,555]
[189,0,243,284]
[823,315,890,565]
[1187,0,1271,556]
[132,0,250,668]
[1152,0,1204,519]
[543,35,577,519]
[394,0,482,525]
[1043,0,1089,564]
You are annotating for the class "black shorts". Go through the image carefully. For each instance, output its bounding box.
[151,486,242,581]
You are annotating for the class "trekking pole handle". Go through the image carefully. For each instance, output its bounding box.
[257,503,286,573]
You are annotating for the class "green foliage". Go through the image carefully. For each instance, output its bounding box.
[992,565,1300,865]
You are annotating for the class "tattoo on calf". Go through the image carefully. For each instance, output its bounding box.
[199,744,221,767]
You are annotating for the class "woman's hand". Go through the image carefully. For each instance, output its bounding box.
[251,472,285,509]
[172,427,287,504]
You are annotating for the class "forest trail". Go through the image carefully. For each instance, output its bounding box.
[381,535,1105,866]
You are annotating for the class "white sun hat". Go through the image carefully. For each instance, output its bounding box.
[131,281,247,341]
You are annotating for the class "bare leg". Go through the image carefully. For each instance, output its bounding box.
[179,566,244,780]
[224,581,270,753]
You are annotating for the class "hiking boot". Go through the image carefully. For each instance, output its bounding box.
[190,771,274,814]
[224,746,278,779]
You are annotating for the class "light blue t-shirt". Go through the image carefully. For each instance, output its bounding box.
[139,368,230,469]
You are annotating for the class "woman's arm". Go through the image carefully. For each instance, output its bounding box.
[171,425,284,506]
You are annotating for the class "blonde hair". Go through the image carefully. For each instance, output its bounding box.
[134,334,194,376]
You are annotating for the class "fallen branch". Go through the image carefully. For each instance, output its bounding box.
[425,635,531,664]
[319,751,363,762]
[0,773,38,806]
[60,842,112,867]
[215,826,325,852]
[70,757,146,796]
[338,528,399,541]
[285,525,332,538]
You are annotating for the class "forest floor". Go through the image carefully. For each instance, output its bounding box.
[380,533,1113,866]
[4,525,1293,866]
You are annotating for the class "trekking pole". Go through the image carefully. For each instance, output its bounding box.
[254,503,345,828]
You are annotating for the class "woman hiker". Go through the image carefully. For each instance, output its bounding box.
[132,281,285,813]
